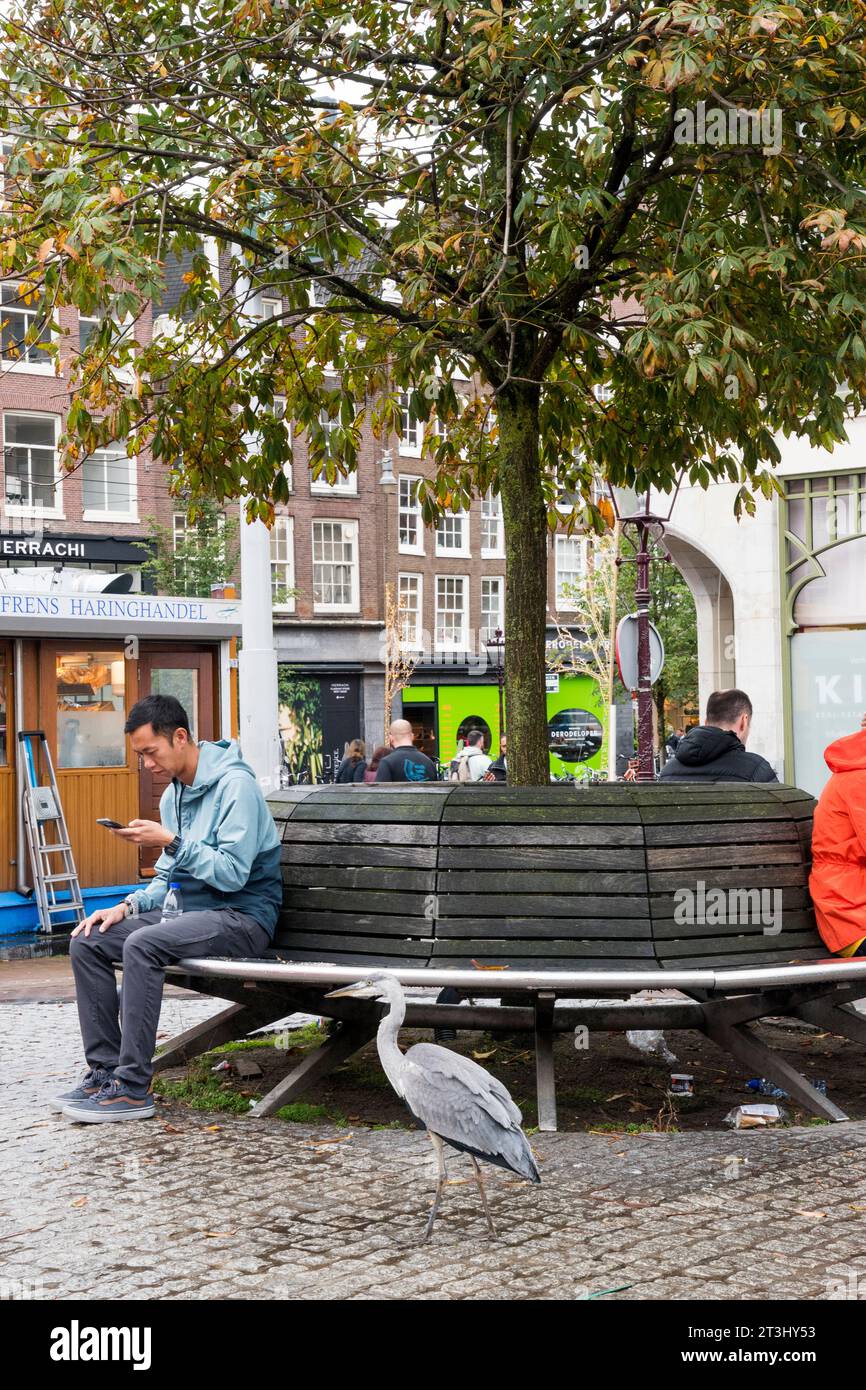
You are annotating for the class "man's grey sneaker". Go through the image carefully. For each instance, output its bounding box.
[62,1077,155,1123]
[49,1067,114,1113]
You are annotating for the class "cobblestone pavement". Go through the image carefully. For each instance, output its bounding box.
[3,989,866,1301]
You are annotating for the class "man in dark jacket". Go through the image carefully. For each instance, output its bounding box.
[659,689,778,783]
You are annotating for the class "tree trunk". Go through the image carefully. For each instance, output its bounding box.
[497,380,550,786]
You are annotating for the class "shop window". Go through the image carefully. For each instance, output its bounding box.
[56,650,127,768]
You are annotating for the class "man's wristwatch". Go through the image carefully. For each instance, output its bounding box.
[123,896,139,919]
[165,834,182,857]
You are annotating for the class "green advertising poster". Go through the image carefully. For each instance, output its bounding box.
[425,675,605,776]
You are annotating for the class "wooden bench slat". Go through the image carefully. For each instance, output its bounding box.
[440,824,646,847]
[281,844,438,868]
[437,869,649,893]
[644,822,799,846]
[433,916,653,939]
[648,866,808,891]
[282,866,437,891]
[281,822,440,846]
[438,846,646,870]
[435,892,651,918]
[645,844,804,869]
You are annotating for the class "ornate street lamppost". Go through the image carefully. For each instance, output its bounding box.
[485,626,506,742]
[607,482,680,782]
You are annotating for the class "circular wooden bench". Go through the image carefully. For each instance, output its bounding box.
[159,783,866,1129]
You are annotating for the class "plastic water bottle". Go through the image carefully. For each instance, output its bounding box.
[746,1078,789,1099]
[160,882,183,923]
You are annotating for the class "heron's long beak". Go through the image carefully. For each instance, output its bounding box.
[325,983,370,999]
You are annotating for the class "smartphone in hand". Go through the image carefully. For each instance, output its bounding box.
[96,818,126,830]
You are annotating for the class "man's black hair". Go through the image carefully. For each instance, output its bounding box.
[465,729,484,747]
[124,694,192,741]
[706,688,753,727]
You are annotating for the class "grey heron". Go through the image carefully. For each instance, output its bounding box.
[325,972,540,1240]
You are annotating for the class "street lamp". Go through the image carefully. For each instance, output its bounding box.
[607,481,680,782]
[485,626,506,742]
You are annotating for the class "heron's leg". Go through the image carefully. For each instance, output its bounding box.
[424,1132,447,1243]
[469,1154,498,1238]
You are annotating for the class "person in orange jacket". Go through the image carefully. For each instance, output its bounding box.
[809,715,866,956]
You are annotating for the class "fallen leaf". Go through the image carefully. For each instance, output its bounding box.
[203,1125,222,1132]
[71,1196,88,1208]
[470,959,509,970]
[203,1230,236,1238]
[604,1092,631,1103]
[794,1209,828,1219]
[472,1050,497,1061]
[162,1122,181,1133]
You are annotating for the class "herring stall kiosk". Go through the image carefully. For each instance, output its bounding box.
[0,570,241,933]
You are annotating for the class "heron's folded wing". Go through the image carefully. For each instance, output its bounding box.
[403,1044,523,1137]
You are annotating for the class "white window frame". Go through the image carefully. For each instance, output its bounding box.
[172,509,229,587]
[435,508,470,558]
[398,475,424,555]
[0,280,54,375]
[3,411,64,518]
[248,292,281,323]
[435,574,469,652]
[312,518,359,613]
[480,575,505,645]
[555,534,587,611]
[397,572,423,650]
[82,443,138,523]
[480,489,504,558]
[271,515,295,612]
[398,389,423,458]
[310,388,358,494]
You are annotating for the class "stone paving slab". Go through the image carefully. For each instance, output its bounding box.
[3,995,866,1300]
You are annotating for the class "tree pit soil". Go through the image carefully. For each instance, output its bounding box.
[154,1016,866,1133]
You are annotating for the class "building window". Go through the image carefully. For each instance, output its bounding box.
[82,443,137,520]
[398,390,422,457]
[78,313,100,353]
[312,519,359,611]
[3,413,61,514]
[481,490,504,557]
[397,573,423,649]
[435,575,468,650]
[436,508,469,557]
[481,576,504,645]
[309,408,358,493]
[172,509,228,592]
[398,475,424,554]
[1,281,51,367]
[555,534,586,610]
[248,292,281,322]
[271,516,295,611]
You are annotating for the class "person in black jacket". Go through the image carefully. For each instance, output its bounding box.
[658,689,778,783]
[334,739,366,783]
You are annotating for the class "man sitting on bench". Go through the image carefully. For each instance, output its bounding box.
[52,694,282,1123]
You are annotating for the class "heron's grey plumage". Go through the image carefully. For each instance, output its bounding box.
[325,971,541,1239]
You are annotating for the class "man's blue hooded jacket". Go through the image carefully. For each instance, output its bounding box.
[128,740,283,938]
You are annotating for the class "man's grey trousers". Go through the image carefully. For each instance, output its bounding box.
[69,908,271,1094]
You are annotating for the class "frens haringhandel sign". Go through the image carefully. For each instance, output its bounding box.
[0,590,242,638]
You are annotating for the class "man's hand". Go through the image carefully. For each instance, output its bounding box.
[861,713,866,731]
[112,819,173,848]
[72,903,128,938]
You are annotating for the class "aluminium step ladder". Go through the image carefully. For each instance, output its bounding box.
[17,730,85,934]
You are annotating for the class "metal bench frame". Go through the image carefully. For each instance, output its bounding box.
[152,957,866,1130]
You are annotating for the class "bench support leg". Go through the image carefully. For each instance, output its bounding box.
[701,1012,849,1122]
[152,1001,281,1073]
[249,1019,379,1119]
[534,992,558,1133]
